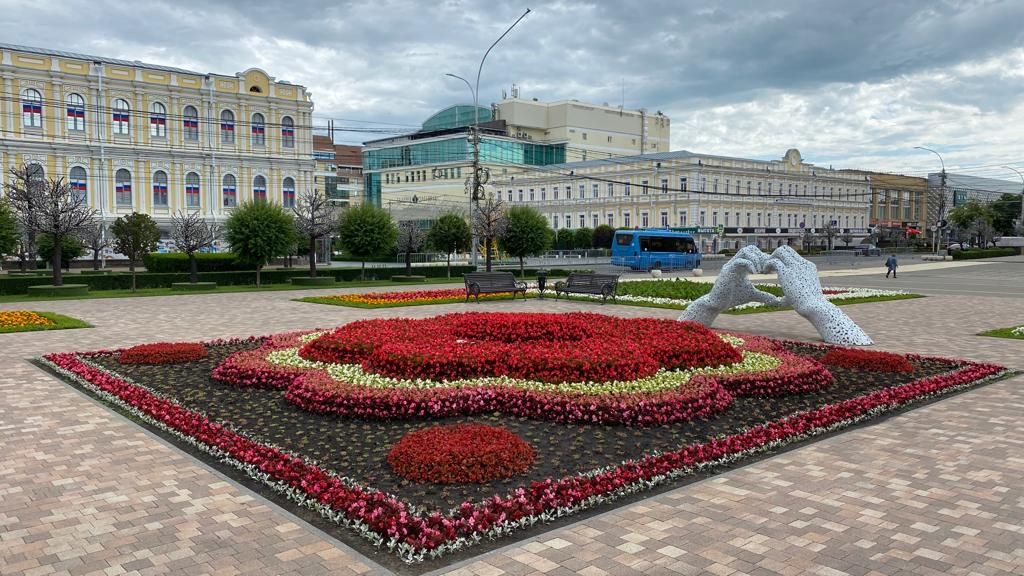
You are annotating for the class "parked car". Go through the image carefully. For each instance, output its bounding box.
[854,244,882,256]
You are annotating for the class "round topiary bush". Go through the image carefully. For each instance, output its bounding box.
[387,423,535,484]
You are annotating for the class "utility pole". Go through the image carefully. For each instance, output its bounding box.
[915,146,946,254]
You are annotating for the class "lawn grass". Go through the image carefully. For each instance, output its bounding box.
[725,293,925,315]
[978,326,1024,340]
[0,311,91,333]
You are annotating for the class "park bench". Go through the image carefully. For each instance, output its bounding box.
[463,271,528,301]
[554,273,619,303]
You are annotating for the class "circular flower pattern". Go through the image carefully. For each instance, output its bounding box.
[387,424,535,484]
[120,342,208,365]
[298,312,742,383]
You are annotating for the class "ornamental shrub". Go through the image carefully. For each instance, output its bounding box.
[143,252,245,273]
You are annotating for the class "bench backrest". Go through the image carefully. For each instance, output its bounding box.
[464,271,517,288]
[566,273,619,288]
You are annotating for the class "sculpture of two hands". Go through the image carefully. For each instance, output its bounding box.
[679,245,873,346]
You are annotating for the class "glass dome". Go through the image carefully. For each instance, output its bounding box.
[421,105,492,131]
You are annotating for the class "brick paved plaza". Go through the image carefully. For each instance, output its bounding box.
[1,282,1022,576]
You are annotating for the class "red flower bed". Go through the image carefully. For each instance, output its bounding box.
[211,332,310,389]
[712,351,833,396]
[42,345,1006,563]
[821,348,914,373]
[119,342,208,365]
[299,313,742,383]
[387,424,535,484]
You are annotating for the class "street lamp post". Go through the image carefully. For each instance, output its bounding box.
[914,146,946,254]
[446,8,530,268]
[1001,166,1024,231]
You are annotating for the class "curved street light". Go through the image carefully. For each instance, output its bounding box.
[915,146,947,254]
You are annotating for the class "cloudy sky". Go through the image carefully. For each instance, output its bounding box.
[3,0,1024,181]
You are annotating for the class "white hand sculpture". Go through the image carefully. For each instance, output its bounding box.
[764,245,873,345]
[679,245,784,326]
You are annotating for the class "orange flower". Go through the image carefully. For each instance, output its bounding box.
[325,288,514,306]
[0,310,54,328]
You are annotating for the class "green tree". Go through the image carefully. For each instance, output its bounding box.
[948,200,998,247]
[499,205,551,277]
[336,203,397,280]
[0,199,18,268]
[36,233,85,271]
[426,213,471,278]
[111,213,160,292]
[592,224,615,250]
[555,228,574,250]
[991,193,1022,235]
[224,200,295,286]
[573,227,593,249]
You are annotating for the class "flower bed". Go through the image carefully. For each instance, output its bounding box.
[0,310,91,333]
[38,317,1009,568]
[820,347,914,373]
[387,424,535,484]
[978,325,1024,340]
[119,342,208,365]
[300,288,519,308]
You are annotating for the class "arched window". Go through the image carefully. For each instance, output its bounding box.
[253,175,267,202]
[69,166,87,203]
[222,174,237,207]
[251,113,265,147]
[152,170,168,207]
[112,98,130,135]
[281,116,295,148]
[150,102,167,137]
[66,93,85,131]
[185,172,201,208]
[115,169,133,206]
[183,105,199,141]
[21,89,42,128]
[282,177,295,208]
[220,110,235,144]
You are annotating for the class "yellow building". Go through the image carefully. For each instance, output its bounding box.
[0,42,315,232]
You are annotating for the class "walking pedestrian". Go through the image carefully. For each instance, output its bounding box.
[885,254,898,278]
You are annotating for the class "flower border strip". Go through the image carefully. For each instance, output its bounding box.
[39,349,1007,564]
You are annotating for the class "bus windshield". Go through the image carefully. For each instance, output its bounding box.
[615,233,634,246]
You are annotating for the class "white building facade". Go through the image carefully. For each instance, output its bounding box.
[496,149,873,253]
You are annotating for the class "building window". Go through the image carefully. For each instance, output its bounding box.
[712,211,718,226]
[565,215,571,229]
[724,212,730,226]
[607,183,614,197]
[518,189,524,202]
[552,215,558,229]
[757,213,761,226]
[112,99,130,135]
[679,211,687,226]
[115,169,133,206]
[641,213,649,227]
[507,190,513,202]
[152,170,168,207]
[624,183,630,196]
[253,175,267,202]
[566,187,572,200]
[607,213,614,226]
[592,214,599,228]
[660,211,668,227]
[150,102,167,137]
[589,183,596,198]
[21,89,42,128]
[700,211,705,225]
[767,213,772,227]
[183,105,199,141]
[746,212,752,226]
[529,188,535,201]
[641,180,648,195]
[624,212,631,228]
[251,113,266,146]
[579,214,586,228]
[553,187,559,200]
[185,172,201,208]
[713,179,718,194]
[66,93,85,131]
[661,178,668,193]
[283,177,296,208]
[220,110,235,144]
[579,184,585,197]
[69,166,87,203]
[680,177,687,192]
[222,174,237,207]
[747,181,751,194]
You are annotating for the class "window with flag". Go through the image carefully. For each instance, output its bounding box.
[281,116,295,148]
[150,102,167,137]
[66,93,85,131]
[220,110,235,144]
[222,174,237,207]
[251,113,265,146]
[185,172,201,208]
[112,99,130,135]
[69,166,87,203]
[183,105,199,141]
[152,170,168,207]
[21,89,42,128]
[282,177,295,208]
[115,169,133,206]
[253,175,267,202]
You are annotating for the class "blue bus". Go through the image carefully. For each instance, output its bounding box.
[610,229,701,271]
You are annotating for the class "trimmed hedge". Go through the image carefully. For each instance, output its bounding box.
[951,247,1017,260]
[143,252,247,273]
[0,265,477,295]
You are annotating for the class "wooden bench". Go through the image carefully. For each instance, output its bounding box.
[554,273,619,303]
[463,272,528,301]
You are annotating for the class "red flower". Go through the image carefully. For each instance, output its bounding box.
[119,342,208,365]
[821,348,914,373]
[387,424,535,484]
